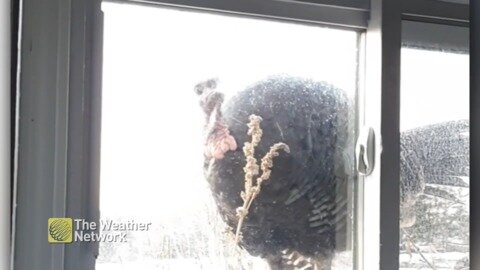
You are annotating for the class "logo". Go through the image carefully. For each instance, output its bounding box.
[48,218,152,244]
[48,218,73,243]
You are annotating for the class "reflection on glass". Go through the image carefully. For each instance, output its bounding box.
[400,47,469,269]
[98,2,358,270]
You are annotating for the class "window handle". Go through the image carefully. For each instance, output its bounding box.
[355,126,376,176]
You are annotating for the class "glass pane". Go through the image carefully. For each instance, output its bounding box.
[98,2,359,269]
[400,23,469,269]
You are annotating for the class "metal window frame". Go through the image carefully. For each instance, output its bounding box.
[10,0,469,270]
[360,1,402,269]
[11,0,102,269]
[107,0,370,30]
[401,0,470,54]
[402,20,469,53]
[402,0,469,27]
[471,2,480,269]
[0,1,11,270]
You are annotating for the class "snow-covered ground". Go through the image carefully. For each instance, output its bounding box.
[97,252,354,270]
[400,252,469,270]
[97,258,269,270]
[399,186,469,270]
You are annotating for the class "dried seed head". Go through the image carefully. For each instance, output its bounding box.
[235,114,290,244]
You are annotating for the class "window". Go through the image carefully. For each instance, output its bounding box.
[11,1,474,270]
[98,2,360,269]
[399,21,469,269]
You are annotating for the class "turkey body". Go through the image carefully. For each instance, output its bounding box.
[400,120,469,227]
[201,76,354,269]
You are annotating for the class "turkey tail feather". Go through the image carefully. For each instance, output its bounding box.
[401,120,469,187]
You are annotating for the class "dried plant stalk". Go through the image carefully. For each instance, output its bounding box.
[235,115,290,243]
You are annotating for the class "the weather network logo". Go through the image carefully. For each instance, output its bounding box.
[48,217,152,244]
[48,218,73,244]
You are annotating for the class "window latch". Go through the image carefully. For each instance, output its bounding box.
[355,126,376,176]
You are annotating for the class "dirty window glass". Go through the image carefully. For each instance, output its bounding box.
[399,36,469,268]
[98,2,359,269]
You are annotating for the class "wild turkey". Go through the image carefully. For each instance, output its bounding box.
[194,75,469,269]
[400,120,469,228]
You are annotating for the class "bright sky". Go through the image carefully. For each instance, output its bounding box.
[401,48,469,130]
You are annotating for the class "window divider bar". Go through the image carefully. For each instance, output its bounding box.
[470,1,480,269]
[363,0,402,269]
[379,1,401,268]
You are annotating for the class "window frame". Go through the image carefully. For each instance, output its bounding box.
[402,20,469,52]
[107,0,370,30]
[11,0,103,269]
[10,0,470,270]
[0,0,10,270]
